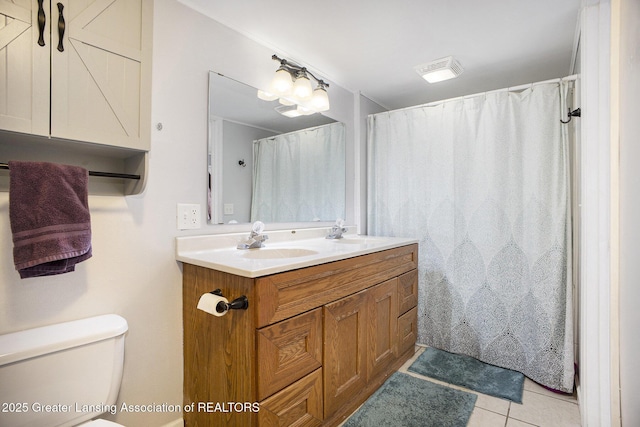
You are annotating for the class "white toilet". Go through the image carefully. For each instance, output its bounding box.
[0,314,128,427]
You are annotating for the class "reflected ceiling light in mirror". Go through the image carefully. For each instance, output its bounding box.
[275,104,304,118]
[257,90,278,101]
[414,56,464,83]
[296,104,316,116]
[258,54,330,116]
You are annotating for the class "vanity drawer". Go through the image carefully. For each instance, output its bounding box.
[398,269,418,315]
[258,368,323,427]
[255,244,418,327]
[398,306,418,356]
[256,308,323,400]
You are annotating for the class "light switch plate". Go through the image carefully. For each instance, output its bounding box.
[177,203,201,230]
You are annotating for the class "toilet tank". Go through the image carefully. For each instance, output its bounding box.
[0,314,128,427]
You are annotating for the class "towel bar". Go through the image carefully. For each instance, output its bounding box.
[0,162,140,180]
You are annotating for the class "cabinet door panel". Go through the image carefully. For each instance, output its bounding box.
[257,308,322,400]
[367,279,398,381]
[323,290,367,419]
[50,0,150,149]
[0,0,48,135]
[258,369,323,427]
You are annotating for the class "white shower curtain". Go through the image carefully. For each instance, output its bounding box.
[367,82,574,392]
[251,122,345,223]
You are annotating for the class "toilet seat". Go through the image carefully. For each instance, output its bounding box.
[79,419,126,427]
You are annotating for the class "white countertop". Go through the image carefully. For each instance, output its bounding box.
[175,227,418,278]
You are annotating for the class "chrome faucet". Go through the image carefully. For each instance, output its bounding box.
[237,221,269,249]
[326,218,347,239]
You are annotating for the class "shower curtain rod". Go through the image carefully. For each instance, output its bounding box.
[254,121,339,142]
[385,74,579,114]
[0,162,140,180]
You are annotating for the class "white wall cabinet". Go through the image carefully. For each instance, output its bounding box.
[0,0,152,150]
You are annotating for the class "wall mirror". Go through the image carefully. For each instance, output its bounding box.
[208,71,346,225]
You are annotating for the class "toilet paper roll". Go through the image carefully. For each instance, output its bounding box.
[197,293,229,317]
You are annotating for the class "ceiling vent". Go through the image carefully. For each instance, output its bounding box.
[414,56,463,83]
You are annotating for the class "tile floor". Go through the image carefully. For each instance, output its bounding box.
[403,347,581,427]
[343,346,582,427]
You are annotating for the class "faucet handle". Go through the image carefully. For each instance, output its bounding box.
[326,219,347,239]
[252,221,265,234]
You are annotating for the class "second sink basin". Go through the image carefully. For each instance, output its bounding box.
[241,248,319,259]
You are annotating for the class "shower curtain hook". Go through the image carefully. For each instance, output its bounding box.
[560,107,581,124]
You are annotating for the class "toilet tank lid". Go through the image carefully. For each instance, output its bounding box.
[0,314,128,367]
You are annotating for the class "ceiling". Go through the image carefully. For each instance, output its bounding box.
[179,0,581,111]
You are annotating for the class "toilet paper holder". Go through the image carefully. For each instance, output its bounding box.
[197,289,249,316]
[210,289,249,313]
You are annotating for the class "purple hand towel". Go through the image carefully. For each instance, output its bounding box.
[9,161,92,278]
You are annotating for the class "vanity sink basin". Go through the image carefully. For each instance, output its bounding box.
[241,248,319,259]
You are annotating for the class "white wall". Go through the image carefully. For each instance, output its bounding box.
[618,0,640,424]
[0,1,355,426]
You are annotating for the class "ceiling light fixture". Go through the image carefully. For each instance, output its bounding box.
[414,56,463,83]
[257,54,330,116]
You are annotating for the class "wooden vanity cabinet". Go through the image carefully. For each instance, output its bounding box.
[182,243,418,427]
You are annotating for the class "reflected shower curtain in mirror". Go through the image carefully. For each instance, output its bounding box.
[367,82,574,392]
[251,122,345,223]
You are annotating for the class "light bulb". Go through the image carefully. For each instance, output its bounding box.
[310,86,330,112]
[292,74,313,101]
[270,68,293,95]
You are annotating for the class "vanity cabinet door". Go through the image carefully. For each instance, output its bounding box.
[367,279,398,381]
[0,0,49,135]
[256,308,323,400]
[323,289,368,419]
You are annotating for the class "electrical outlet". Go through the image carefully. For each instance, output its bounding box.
[224,203,234,215]
[177,203,201,230]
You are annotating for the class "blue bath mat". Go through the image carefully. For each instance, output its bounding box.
[408,347,525,403]
[342,371,476,427]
